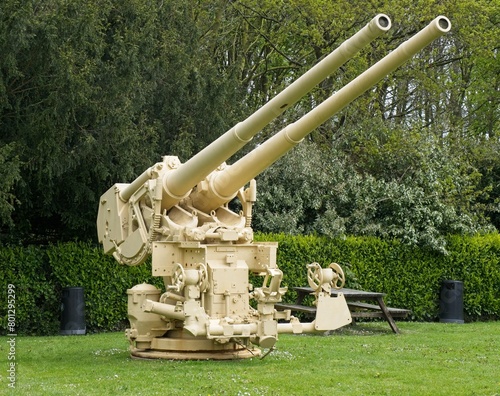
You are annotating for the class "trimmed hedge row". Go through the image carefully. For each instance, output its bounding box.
[1,235,499,335]
[0,243,161,335]
[255,233,500,321]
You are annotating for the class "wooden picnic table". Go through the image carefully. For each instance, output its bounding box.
[275,286,411,334]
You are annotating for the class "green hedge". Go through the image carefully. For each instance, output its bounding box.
[255,233,500,321]
[0,242,161,335]
[1,235,499,335]
[1,246,59,335]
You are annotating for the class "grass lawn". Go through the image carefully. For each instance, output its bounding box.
[1,321,499,395]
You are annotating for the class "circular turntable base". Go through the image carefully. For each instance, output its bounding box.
[130,347,260,360]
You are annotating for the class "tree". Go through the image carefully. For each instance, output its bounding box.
[0,0,244,242]
[253,139,493,252]
[243,0,499,250]
[0,143,20,226]
[1,0,498,246]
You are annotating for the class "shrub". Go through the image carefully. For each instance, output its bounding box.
[0,242,161,335]
[1,234,499,335]
[256,233,500,321]
[0,246,59,335]
[46,242,162,332]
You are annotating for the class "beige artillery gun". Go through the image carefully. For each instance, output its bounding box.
[97,15,451,359]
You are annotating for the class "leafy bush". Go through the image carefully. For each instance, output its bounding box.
[0,246,59,335]
[1,235,499,335]
[46,242,162,332]
[256,233,500,321]
[253,142,494,253]
[0,242,161,335]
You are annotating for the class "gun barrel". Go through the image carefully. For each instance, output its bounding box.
[160,14,392,209]
[118,167,155,202]
[199,16,451,211]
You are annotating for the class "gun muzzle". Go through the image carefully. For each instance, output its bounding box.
[160,15,392,210]
[190,16,451,213]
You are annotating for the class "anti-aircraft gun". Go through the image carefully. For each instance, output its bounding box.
[97,15,451,359]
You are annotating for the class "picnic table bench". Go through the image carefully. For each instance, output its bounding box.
[275,287,411,334]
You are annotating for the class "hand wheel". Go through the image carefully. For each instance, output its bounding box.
[307,262,323,291]
[170,263,186,292]
[328,262,345,289]
[196,263,209,292]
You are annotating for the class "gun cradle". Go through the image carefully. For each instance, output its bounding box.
[96,15,451,359]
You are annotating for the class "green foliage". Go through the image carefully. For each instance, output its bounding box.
[0,242,161,335]
[46,242,162,332]
[227,0,500,248]
[254,142,492,252]
[256,233,500,321]
[0,245,59,335]
[0,0,244,241]
[0,143,21,226]
[1,235,500,336]
[444,235,500,319]
[0,0,499,266]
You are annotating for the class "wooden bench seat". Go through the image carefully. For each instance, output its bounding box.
[274,303,316,315]
[275,302,411,320]
[347,302,411,318]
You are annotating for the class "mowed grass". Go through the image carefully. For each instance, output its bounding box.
[1,321,499,395]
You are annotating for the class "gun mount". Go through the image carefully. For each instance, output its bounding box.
[97,15,451,359]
